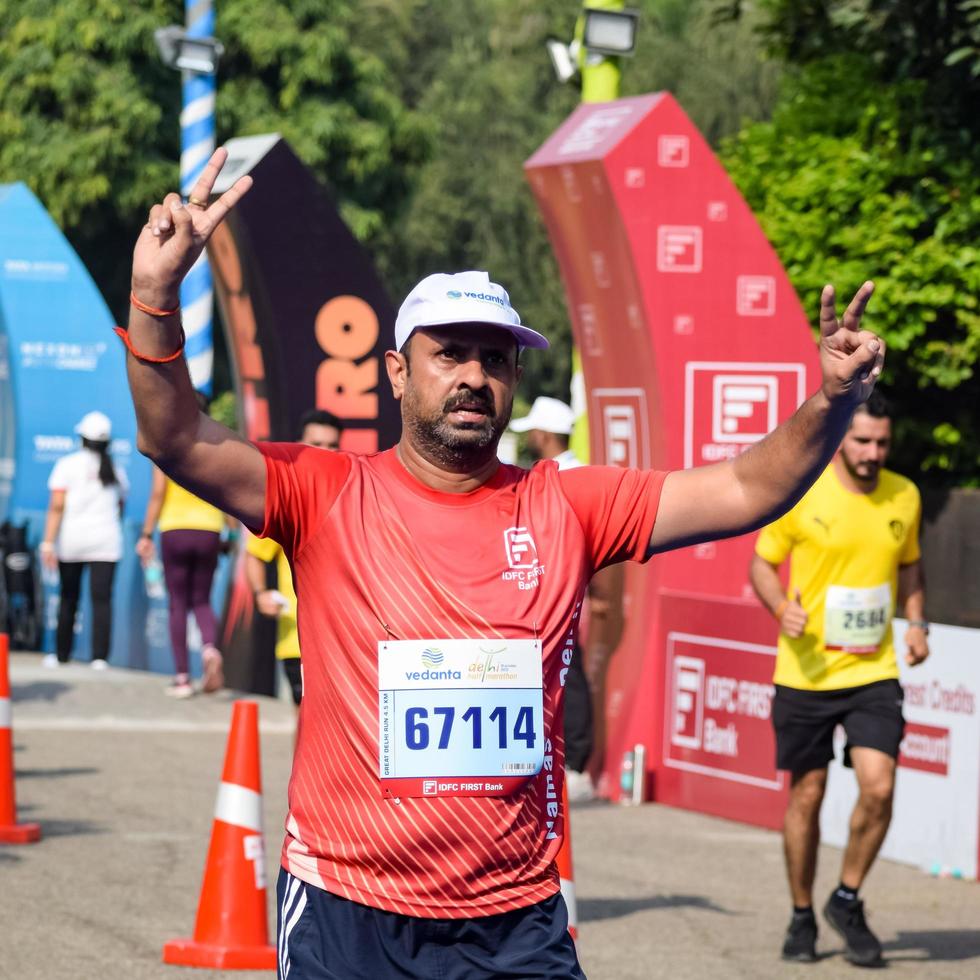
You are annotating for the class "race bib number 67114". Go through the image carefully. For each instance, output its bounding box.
[378,638,544,799]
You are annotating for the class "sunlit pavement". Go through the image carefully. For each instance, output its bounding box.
[3,652,979,980]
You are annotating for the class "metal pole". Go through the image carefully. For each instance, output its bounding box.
[180,0,217,394]
[568,0,624,463]
[577,0,624,104]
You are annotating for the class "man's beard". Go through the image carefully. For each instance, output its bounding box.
[403,386,511,470]
[841,452,880,485]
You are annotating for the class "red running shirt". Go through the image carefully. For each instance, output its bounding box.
[259,444,666,918]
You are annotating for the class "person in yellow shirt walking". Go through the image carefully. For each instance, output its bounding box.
[749,392,929,968]
[137,397,236,697]
[245,410,343,718]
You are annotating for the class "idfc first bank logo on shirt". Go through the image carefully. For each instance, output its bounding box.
[501,527,545,591]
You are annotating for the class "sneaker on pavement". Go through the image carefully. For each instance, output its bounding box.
[823,894,883,967]
[164,679,195,699]
[42,653,61,669]
[782,909,818,962]
[566,768,595,803]
[201,645,224,694]
[90,658,109,671]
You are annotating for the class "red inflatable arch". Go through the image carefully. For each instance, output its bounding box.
[526,93,821,828]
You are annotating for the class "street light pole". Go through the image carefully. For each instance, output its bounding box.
[577,0,626,104]
[180,0,217,395]
[568,0,626,462]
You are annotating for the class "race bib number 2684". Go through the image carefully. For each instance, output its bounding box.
[378,639,544,799]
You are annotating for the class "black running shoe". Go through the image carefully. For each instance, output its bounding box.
[782,909,818,962]
[823,894,883,967]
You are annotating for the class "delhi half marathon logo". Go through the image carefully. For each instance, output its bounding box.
[421,648,445,669]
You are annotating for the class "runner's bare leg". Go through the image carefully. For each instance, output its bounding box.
[784,767,827,907]
[840,747,896,889]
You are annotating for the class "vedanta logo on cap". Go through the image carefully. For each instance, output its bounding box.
[461,291,508,308]
[394,271,549,352]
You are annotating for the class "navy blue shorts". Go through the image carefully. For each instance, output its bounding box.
[276,868,586,979]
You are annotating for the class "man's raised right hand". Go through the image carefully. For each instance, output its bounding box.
[780,588,809,638]
[131,147,252,310]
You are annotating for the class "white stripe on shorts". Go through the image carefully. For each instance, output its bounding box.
[279,872,308,979]
[278,873,301,978]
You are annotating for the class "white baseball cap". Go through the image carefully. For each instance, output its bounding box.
[509,396,576,435]
[394,271,549,352]
[75,411,112,442]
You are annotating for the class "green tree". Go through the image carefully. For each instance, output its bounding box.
[0,0,430,325]
[717,1,980,485]
[353,0,580,402]
[0,1,177,318]
[2,0,782,411]
[725,0,980,136]
[721,56,980,485]
[357,0,782,403]
[626,0,781,146]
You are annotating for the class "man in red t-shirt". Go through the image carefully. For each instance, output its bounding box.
[122,150,884,979]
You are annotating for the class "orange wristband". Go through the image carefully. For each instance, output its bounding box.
[130,290,180,318]
[773,599,789,621]
[113,325,186,364]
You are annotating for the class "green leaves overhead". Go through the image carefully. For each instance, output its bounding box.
[0,0,430,312]
[721,51,980,484]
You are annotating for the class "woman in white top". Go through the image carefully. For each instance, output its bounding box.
[40,411,128,667]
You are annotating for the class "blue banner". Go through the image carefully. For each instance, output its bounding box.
[0,182,228,673]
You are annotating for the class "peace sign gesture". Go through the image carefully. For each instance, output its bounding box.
[131,147,252,310]
[817,281,885,405]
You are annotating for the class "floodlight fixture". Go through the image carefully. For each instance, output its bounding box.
[546,39,579,84]
[154,25,224,75]
[582,7,639,57]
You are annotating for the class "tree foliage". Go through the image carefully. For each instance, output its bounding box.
[356,0,781,401]
[0,0,782,433]
[0,0,430,320]
[719,2,980,485]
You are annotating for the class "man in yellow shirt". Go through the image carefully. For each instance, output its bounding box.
[750,392,929,967]
[245,410,342,715]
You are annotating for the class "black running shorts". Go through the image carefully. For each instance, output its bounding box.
[281,658,303,706]
[772,678,905,775]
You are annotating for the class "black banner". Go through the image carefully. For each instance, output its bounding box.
[208,135,401,693]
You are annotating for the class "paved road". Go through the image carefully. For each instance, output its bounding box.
[3,653,979,979]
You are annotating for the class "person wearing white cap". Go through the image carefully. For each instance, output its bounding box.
[121,150,884,979]
[510,396,580,469]
[40,411,128,669]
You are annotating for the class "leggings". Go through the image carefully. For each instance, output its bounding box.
[160,529,220,676]
[57,561,116,663]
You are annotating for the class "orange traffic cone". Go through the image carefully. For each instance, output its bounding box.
[163,700,277,969]
[557,781,578,940]
[0,634,41,844]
